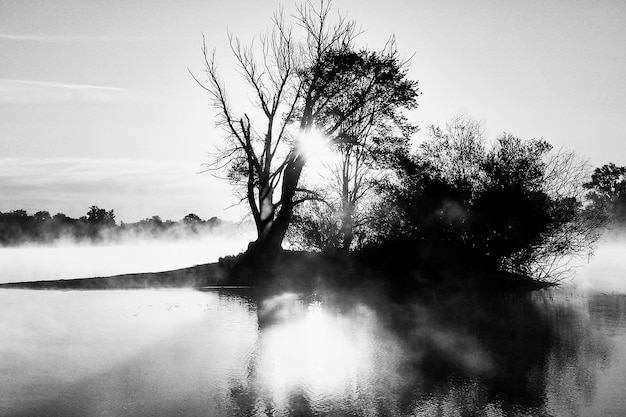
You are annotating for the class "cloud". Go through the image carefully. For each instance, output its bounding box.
[0,157,178,190]
[0,34,74,42]
[0,79,148,104]
[0,33,195,42]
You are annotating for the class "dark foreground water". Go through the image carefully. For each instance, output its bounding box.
[1,284,625,417]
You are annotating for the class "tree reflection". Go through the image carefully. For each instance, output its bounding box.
[227,288,611,416]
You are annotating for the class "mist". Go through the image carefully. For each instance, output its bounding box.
[0,225,254,285]
[572,230,626,293]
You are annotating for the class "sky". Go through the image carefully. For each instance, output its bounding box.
[1,0,625,222]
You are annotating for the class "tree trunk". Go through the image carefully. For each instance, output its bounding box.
[340,163,354,251]
[258,155,306,255]
[257,179,274,240]
[340,203,354,250]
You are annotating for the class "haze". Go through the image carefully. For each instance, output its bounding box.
[0,230,253,285]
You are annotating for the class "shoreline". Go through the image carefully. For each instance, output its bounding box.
[0,262,228,290]
[0,250,555,293]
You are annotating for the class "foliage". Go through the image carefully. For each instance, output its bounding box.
[584,163,626,223]
[288,45,418,251]
[85,205,116,227]
[370,118,599,281]
[287,201,342,251]
[0,207,225,246]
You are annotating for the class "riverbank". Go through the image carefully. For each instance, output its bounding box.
[0,249,554,292]
[0,262,226,290]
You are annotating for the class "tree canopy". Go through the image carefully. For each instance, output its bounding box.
[195,1,419,255]
[584,163,626,223]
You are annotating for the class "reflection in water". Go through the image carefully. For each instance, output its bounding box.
[236,293,405,415]
[0,287,624,416]
[229,289,614,417]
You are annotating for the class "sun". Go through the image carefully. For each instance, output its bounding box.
[297,129,331,161]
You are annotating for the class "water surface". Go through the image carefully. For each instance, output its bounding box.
[1,286,625,416]
[2,240,626,416]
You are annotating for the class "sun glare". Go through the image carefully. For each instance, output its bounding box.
[255,297,370,409]
[297,129,331,161]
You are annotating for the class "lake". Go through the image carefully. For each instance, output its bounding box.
[1,238,626,416]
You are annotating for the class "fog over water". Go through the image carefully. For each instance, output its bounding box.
[569,234,626,293]
[2,234,626,415]
[1,231,625,289]
[0,230,253,284]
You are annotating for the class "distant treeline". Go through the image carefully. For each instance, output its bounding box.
[0,206,227,246]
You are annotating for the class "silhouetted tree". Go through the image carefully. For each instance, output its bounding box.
[52,212,69,221]
[0,210,27,244]
[420,114,487,192]
[0,208,230,245]
[85,206,116,227]
[195,0,419,256]
[288,76,418,251]
[371,118,598,281]
[584,163,626,223]
[183,213,202,224]
[33,211,51,222]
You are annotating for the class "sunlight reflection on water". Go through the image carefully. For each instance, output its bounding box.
[253,294,400,412]
[1,274,626,415]
[231,288,625,416]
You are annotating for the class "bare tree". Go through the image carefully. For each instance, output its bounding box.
[192,8,302,249]
[528,150,603,281]
[194,1,419,255]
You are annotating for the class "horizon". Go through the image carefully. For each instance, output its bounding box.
[2,0,625,222]
[0,205,242,224]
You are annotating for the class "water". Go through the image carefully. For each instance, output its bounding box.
[1,241,626,416]
[0,236,250,284]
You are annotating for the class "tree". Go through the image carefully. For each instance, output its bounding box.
[183,213,202,224]
[33,211,51,222]
[195,1,419,255]
[584,163,626,223]
[85,206,116,227]
[372,117,598,281]
[420,114,487,192]
[288,199,342,250]
[288,61,418,251]
[472,135,556,271]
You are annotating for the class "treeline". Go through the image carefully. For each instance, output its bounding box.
[0,206,225,246]
[288,117,626,281]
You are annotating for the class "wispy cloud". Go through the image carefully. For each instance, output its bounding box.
[0,33,195,42]
[0,79,148,104]
[0,34,73,42]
